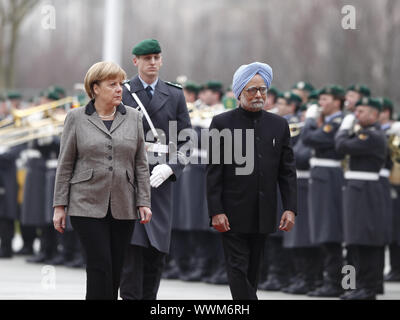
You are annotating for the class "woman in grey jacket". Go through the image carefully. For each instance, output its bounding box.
[53,61,152,300]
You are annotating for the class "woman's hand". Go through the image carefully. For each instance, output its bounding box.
[138,206,152,224]
[53,206,67,233]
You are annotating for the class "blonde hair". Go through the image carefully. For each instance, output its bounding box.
[84,61,127,99]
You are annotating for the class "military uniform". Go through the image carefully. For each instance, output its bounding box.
[301,86,345,297]
[335,99,387,299]
[120,40,191,300]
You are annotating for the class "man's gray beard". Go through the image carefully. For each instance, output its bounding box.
[240,95,264,111]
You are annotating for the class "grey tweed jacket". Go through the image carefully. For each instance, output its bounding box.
[53,101,151,220]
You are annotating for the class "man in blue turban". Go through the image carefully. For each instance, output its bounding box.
[206,62,297,300]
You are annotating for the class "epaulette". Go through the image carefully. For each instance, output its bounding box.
[165,81,182,89]
[332,117,342,124]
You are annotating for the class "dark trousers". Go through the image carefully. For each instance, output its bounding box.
[321,242,343,287]
[348,245,383,291]
[389,243,400,272]
[120,244,166,300]
[70,209,134,300]
[0,218,14,250]
[267,236,293,282]
[221,232,266,300]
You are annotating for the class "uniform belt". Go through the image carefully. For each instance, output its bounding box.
[379,168,391,178]
[46,159,58,169]
[296,170,310,179]
[310,158,342,168]
[344,171,380,181]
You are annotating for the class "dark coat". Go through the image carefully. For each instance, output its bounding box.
[122,75,192,253]
[335,123,387,246]
[301,113,345,244]
[206,107,297,234]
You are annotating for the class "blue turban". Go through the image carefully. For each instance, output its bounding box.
[232,62,273,99]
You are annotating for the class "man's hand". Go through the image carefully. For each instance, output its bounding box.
[339,113,356,132]
[53,206,66,234]
[150,164,173,188]
[279,210,295,232]
[138,206,152,224]
[212,213,230,233]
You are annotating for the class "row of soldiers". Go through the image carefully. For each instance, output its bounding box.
[0,86,86,268]
[1,81,400,300]
[165,80,400,300]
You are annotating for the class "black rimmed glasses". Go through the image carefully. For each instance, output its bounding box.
[244,86,267,96]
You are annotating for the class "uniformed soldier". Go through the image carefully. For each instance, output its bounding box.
[291,81,314,104]
[260,91,301,291]
[336,97,387,300]
[379,98,400,282]
[120,39,192,300]
[344,84,371,114]
[264,86,279,113]
[302,85,345,297]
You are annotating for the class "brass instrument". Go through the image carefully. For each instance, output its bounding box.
[289,122,305,137]
[0,96,78,148]
[389,125,400,185]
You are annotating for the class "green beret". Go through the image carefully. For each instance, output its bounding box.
[356,97,382,111]
[132,39,161,56]
[47,90,61,101]
[267,86,279,96]
[7,90,22,100]
[205,81,223,92]
[347,84,371,97]
[184,81,200,94]
[49,85,66,97]
[292,81,314,92]
[377,97,393,112]
[308,89,320,101]
[319,85,345,99]
[280,91,302,104]
[299,103,308,112]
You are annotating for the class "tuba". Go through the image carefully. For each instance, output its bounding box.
[388,121,400,185]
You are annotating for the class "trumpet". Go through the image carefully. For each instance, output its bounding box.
[289,122,305,137]
[0,96,78,148]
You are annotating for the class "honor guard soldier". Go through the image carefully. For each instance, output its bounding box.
[261,91,302,291]
[335,97,387,300]
[379,98,400,282]
[291,81,314,104]
[120,39,192,300]
[344,84,371,114]
[301,85,345,297]
[264,86,279,112]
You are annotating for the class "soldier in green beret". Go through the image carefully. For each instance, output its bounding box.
[7,90,23,110]
[265,86,279,112]
[292,81,314,103]
[276,91,302,122]
[183,81,200,103]
[121,38,192,300]
[345,84,371,114]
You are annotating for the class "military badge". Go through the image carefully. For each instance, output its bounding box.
[323,124,333,133]
[358,133,368,140]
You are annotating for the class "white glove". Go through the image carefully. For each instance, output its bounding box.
[150,164,173,188]
[0,145,9,155]
[305,104,320,120]
[388,121,400,135]
[339,113,356,131]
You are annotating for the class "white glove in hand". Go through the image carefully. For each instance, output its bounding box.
[305,104,320,120]
[150,164,173,188]
[339,113,356,131]
[388,121,400,136]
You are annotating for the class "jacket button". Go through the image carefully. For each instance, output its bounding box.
[109,166,113,171]
[108,156,112,160]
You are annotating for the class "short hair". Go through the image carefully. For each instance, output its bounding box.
[84,61,126,99]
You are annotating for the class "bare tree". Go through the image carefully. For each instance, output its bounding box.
[0,0,39,90]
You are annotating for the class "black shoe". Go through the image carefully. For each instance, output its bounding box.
[64,257,85,268]
[307,284,342,297]
[340,288,376,300]
[14,246,34,256]
[26,252,48,263]
[287,280,313,295]
[0,247,13,258]
[45,255,66,265]
[163,265,180,279]
[376,283,384,295]
[384,271,400,282]
[260,276,286,291]
[180,268,203,282]
[205,269,228,285]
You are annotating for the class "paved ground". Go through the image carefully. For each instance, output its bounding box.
[1,256,400,300]
[0,236,399,300]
